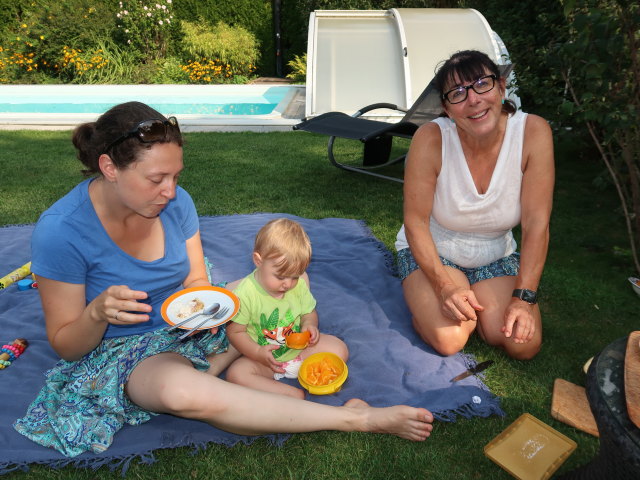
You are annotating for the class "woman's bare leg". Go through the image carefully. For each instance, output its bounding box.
[126,353,434,441]
[402,267,477,356]
[206,343,241,376]
[472,276,542,360]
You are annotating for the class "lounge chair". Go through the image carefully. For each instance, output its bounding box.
[293,64,514,183]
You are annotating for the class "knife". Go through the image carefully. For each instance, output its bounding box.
[450,360,494,382]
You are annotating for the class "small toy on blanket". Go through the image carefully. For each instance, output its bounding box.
[0,262,32,290]
[0,338,28,369]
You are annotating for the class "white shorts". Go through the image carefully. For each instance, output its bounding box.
[273,355,303,380]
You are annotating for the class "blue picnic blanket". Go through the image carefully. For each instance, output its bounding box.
[0,213,503,475]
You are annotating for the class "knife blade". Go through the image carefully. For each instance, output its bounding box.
[450,360,494,382]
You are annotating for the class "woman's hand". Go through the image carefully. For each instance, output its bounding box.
[90,285,151,325]
[502,300,536,343]
[439,284,484,322]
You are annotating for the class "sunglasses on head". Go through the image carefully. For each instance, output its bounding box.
[105,116,179,152]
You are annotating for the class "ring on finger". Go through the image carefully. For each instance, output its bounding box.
[114,311,120,321]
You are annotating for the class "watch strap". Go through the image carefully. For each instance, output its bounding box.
[512,288,538,304]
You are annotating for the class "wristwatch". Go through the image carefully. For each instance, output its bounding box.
[512,289,538,304]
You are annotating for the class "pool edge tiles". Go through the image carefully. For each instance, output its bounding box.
[0,84,304,132]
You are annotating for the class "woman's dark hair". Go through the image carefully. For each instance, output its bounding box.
[72,101,183,176]
[434,50,516,115]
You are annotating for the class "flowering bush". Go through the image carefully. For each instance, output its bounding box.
[180,57,255,84]
[115,0,175,60]
[180,20,259,82]
[57,46,109,81]
[0,1,116,83]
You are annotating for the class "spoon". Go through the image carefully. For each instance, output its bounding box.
[178,306,230,340]
[168,303,220,331]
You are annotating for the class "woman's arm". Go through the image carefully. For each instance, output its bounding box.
[403,123,482,322]
[517,114,555,291]
[42,229,210,360]
[39,277,151,361]
[182,230,210,288]
[502,114,554,341]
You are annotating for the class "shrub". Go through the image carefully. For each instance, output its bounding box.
[0,0,118,83]
[173,0,273,75]
[552,0,640,272]
[152,56,190,84]
[57,46,109,83]
[286,53,306,83]
[114,0,177,61]
[180,20,259,83]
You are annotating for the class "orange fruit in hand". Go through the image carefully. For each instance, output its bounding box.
[286,331,311,349]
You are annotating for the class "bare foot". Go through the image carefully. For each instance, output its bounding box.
[344,398,434,441]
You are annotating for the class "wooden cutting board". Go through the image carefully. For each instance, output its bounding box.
[624,330,640,428]
[551,378,599,437]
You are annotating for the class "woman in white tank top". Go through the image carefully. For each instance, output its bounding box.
[397,50,554,360]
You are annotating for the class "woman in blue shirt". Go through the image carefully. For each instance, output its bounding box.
[15,101,434,457]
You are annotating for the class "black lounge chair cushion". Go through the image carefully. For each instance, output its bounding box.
[294,112,418,142]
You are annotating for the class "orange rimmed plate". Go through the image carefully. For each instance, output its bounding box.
[161,286,239,330]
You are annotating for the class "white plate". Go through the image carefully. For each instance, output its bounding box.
[161,286,239,330]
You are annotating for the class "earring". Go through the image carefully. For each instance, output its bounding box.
[501,98,505,105]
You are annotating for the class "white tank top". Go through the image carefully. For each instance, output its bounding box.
[396,110,527,268]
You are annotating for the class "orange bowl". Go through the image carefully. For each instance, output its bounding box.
[298,352,348,395]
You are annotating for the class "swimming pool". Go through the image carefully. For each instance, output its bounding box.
[0,84,304,132]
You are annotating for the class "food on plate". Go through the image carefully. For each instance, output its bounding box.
[176,297,204,319]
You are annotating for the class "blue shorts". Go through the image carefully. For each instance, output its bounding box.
[397,247,520,285]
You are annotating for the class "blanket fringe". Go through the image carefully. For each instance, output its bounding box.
[433,399,505,423]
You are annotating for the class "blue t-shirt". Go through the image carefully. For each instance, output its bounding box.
[31,178,199,338]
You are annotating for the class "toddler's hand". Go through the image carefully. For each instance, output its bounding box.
[259,344,285,373]
[303,325,320,345]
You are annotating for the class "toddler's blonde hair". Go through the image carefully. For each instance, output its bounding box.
[254,218,312,276]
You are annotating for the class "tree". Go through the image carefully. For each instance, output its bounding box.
[553,0,640,271]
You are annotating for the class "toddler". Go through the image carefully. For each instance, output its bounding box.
[226,218,348,398]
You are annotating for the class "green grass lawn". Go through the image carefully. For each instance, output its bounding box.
[0,129,636,479]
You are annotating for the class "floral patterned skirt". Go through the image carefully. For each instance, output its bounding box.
[14,327,228,457]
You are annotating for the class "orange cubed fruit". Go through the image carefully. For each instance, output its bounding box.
[304,357,341,386]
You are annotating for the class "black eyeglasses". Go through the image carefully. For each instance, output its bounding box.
[442,75,497,104]
[105,116,179,152]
